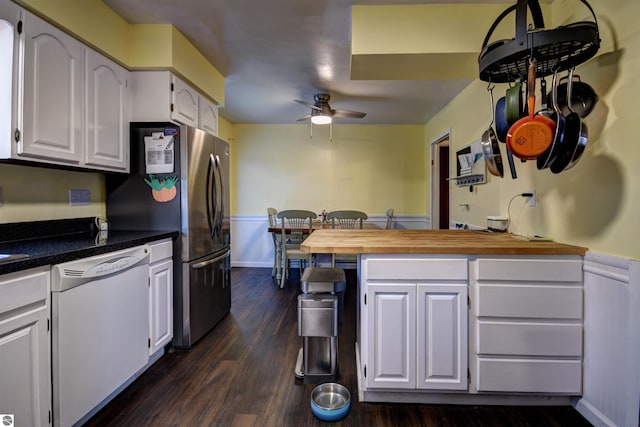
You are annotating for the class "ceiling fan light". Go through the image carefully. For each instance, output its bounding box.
[311,114,332,125]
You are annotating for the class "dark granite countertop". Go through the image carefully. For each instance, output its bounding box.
[0,218,178,275]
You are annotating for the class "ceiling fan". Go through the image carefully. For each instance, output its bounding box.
[295,93,366,125]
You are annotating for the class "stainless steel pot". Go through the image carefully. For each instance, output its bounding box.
[482,86,504,177]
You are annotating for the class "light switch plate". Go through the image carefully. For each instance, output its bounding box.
[69,189,91,206]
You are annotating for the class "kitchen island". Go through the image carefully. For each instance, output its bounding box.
[301,229,587,405]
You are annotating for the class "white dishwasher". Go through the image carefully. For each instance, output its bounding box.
[51,245,150,427]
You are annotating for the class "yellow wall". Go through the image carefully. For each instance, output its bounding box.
[231,124,425,216]
[217,117,234,144]
[351,4,521,80]
[15,0,224,105]
[425,0,640,260]
[0,164,104,222]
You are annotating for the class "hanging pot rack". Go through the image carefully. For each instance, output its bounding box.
[478,0,600,83]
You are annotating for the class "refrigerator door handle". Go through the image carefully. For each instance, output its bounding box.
[214,154,224,236]
[191,250,230,269]
[208,154,218,238]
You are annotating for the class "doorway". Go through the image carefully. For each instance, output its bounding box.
[430,131,450,230]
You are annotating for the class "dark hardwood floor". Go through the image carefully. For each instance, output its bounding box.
[85,267,591,427]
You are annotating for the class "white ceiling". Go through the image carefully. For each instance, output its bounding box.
[104,0,516,125]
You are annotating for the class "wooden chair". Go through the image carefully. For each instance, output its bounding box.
[327,210,367,267]
[267,207,281,278]
[327,210,367,230]
[277,209,317,288]
[385,208,394,229]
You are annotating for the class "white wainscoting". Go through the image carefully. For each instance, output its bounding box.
[574,251,640,427]
[230,214,430,268]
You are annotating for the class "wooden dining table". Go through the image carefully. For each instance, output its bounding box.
[267,221,379,280]
[267,220,379,234]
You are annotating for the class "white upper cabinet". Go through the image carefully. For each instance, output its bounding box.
[198,95,219,136]
[131,71,219,135]
[84,48,130,172]
[171,75,198,128]
[0,2,20,158]
[2,6,131,172]
[20,9,84,165]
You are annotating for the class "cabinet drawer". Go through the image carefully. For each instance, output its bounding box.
[364,256,467,281]
[0,267,49,315]
[477,321,582,356]
[476,258,582,282]
[477,358,582,393]
[148,239,173,263]
[477,284,582,319]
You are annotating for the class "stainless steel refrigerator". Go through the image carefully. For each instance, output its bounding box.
[107,122,231,349]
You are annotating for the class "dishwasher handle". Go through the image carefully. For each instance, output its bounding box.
[52,245,150,292]
[191,250,230,270]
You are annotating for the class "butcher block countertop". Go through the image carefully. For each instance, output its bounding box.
[300,229,587,255]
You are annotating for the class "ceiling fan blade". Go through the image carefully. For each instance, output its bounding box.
[296,114,312,121]
[332,109,367,119]
[294,99,321,111]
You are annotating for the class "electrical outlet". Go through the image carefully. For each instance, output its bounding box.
[527,190,536,207]
[69,189,91,206]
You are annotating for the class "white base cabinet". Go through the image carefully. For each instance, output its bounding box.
[360,255,468,391]
[365,283,416,389]
[470,256,584,394]
[417,283,468,390]
[0,266,51,427]
[148,239,174,355]
[358,253,584,404]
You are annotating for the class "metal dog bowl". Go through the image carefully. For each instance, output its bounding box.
[310,382,351,422]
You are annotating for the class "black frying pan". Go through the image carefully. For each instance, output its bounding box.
[549,73,599,118]
[561,69,589,171]
[495,87,517,178]
[495,95,509,142]
[551,68,588,173]
[538,70,565,170]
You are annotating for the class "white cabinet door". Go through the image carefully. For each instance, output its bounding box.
[149,259,173,355]
[20,10,83,164]
[130,71,172,122]
[416,283,468,390]
[0,2,21,158]
[85,48,129,172]
[0,267,51,427]
[365,283,416,389]
[199,95,218,136]
[131,71,217,134]
[171,75,198,128]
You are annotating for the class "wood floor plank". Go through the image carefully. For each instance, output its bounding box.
[84,267,591,427]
